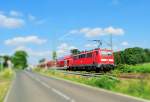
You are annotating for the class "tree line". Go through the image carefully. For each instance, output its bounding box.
[0,50,28,70]
[114,47,150,65]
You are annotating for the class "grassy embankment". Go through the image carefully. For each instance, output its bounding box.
[114,63,150,73]
[34,63,150,100]
[0,69,14,102]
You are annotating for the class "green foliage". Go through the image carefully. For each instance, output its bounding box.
[115,63,150,73]
[91,75,119,89]
[33,67,42,72]
[144,49,150,62]
[70,49,80,55]
[0,69,14,79]
[113,79,150,100]
[52,51,57,61]
[124,47,147,64]
[114,51,125,64]
[39,58,46,63]
[11,50,28,69]
[114,47,150,65]
[2,56,11,68]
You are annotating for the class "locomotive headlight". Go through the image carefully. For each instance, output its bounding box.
[109,59,114,61]
[101,59,107,61]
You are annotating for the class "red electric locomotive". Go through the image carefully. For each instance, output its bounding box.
[57,48,114,72]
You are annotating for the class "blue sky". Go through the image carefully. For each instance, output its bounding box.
[0,0,150,64]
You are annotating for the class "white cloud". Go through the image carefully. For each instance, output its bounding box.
[14,46,50,57]
[5,35,47,46]
[0,14,24,28]
[80,28,104,37]
[57,43,76,55]
[104,27,124,35]
[10,10,22,17]
[121,41,129,46]
[85,43,98,48]
[28,14,45,25]
[69,26,124,37]
[28,14,36,21]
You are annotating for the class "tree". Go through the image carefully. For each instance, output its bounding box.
[114,51,125,65]
[39,58,46,63]
[52,51,57,61]
[144,49,150,62]
[114,47,150,64]
[3,55,11,68]
[11,50,28,69]
[114,47,149,65]
[70,49,80,55]
[124,47,147,65]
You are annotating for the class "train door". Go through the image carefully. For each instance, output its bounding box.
[92,51,97,65]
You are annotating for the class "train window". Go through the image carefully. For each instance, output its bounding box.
[83,54,85,58]
[87,53,92,58]
[73,56,78,60]
[107,52,113,56]
[101,51,112,56]
[78,54,86,58]
[79,55,81,58]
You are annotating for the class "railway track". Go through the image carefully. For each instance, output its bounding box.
[55,70,116,78]
[47,67,149,79]
[49,68,148,79]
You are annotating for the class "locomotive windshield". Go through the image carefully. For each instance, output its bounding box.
[101,51,113,56]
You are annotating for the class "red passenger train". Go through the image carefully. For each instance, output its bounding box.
[57,48,114,72]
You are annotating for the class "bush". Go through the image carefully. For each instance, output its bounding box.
[115,64,130,73]
[115,63,150,73]
[114,79,150,100]
[0,69,13,79]
[92,75,119,89]
[33,67,44,72]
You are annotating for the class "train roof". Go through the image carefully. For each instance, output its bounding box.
[72,48,113,56]
[59,48,113,59]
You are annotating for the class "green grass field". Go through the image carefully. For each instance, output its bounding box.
[0,69,14,102]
